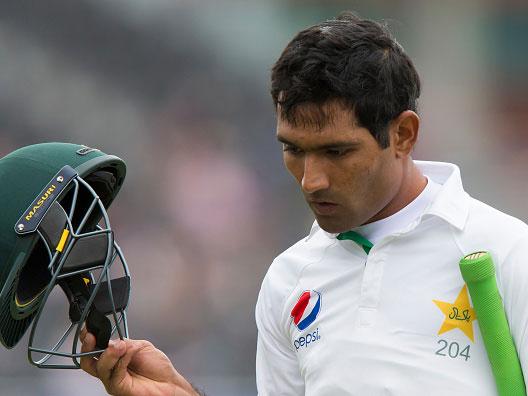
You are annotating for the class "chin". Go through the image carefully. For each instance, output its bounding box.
[315,218,351,234]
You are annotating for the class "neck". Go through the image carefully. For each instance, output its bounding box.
[364,159,427,225]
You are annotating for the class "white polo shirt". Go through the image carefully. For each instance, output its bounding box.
[348,175,441,245]
[255,161,528,395]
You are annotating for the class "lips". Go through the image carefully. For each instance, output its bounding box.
[310,201,339,216]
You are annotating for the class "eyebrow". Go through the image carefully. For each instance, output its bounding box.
[276,135,362,151]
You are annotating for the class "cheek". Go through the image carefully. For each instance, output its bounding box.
[339,155,393,204]
[363,155,401,203]
[283,155,303,183]
[338,158,376,193]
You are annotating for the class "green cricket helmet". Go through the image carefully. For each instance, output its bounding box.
[0,142,131,369]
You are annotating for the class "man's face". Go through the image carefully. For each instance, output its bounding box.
[277,104,403,233]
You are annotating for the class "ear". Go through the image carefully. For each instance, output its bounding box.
[389,110,420,158]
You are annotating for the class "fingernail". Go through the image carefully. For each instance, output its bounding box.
[115,340,125,352]
[86,333,95,344]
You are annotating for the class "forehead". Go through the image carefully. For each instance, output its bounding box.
[276,102,372,146]
[278,100,356,130]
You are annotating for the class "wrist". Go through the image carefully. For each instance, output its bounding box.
[168,369,204,396]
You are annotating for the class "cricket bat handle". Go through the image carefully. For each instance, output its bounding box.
[459,252,526,396]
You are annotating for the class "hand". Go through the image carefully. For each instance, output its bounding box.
[80,328,200,396]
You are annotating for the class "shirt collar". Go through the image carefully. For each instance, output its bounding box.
[416,160,470,230]
[306,160,470,241]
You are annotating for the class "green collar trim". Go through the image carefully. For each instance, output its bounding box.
[337,231,373,254]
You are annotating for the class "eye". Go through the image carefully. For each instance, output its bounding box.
[283,144,303,155]
[325,148,350,157]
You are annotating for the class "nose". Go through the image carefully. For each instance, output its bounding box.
[301,155,329,193]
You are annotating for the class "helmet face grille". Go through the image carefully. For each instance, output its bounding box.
[0,164,130,369]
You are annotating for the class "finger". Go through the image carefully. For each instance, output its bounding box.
[80,326,87,343]
[111,340,141,388]
[80,332,98,377]
[96,339,127,387]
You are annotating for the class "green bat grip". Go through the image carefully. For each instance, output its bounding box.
[460,252,526,396]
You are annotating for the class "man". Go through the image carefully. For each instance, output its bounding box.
[81,12,528,395]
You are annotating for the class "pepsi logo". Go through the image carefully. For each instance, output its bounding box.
[290,290,321,331]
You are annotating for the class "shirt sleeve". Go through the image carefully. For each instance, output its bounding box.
[498,235,528,387]
[255,271,304,396]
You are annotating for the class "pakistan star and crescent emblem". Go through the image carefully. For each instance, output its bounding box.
[433,285,477,342]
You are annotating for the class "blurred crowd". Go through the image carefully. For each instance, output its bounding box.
[0,1,526,395]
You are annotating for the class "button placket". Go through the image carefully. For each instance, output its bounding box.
[358,251,387,327]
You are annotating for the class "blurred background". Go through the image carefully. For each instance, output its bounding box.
[0,0,527,394]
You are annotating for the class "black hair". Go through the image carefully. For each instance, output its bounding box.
[271,11,421,148]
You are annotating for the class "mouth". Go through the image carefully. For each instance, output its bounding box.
[309,201,339,216]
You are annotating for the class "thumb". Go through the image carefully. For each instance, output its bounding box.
[96,339,127,387]
[111,340,139,387]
